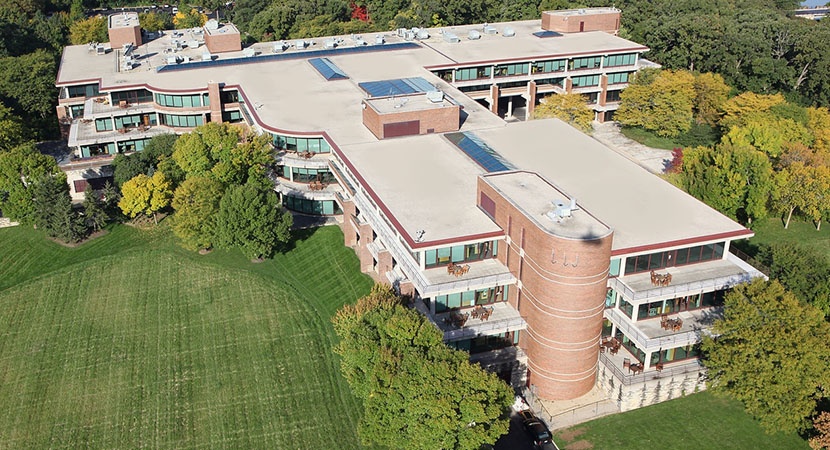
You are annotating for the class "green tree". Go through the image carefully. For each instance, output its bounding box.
[332,285,513,450]
[138,12,170,33]
[682,143,773,223]
[723,113,812,158]
[719,92,786,129]
[214,183,292,259]
[616,69,696,137]
[82,189,109,232]
[68,15,107,45]
[0,102,28,150]
[172,122,240,177]
[701,279,830,434]
[31,174,87,243]
[0,143,64,223]
[807,107,830,158]
[772,162,811,229]
[118,171,173,224]
[173,9,208,29]
[0,49,59,136]
[758,242,830,318]
[171,176,224,250]
[112,152,149,187]
[532,93,594,134]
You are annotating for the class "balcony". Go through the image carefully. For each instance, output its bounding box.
[598,349,704,386]
[608,253,766,303]
[421,259,515,297]
[275,150,332,169]
[83,97,156,119]
[272,178,342,201]
[604,306,718,352]
[68,120,177,148]
[413,300,527,342]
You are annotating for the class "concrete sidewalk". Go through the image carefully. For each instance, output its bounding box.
[591,122,673,174]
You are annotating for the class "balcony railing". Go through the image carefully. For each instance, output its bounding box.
[598,352,704,386]
[604,307,705,351]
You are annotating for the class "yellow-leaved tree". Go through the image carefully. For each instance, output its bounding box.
[615,69,696,138]
[119,171,173,224]
[532,93,594,134]
[69,15,108,45]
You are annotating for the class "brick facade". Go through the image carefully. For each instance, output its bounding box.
[541,9,621,35]
[362,97,460,139]
[478,177,613,400]
[204,24,242,53]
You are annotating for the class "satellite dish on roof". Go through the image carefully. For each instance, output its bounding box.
[205,19,219,31]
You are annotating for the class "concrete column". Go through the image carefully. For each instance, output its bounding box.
[340,199,357,247]
[489,84,500,115]
[644,350,652,369]
[208,81,223,123]
[599,75,608,107]
[564,78,573,93]
[507,97,513,118]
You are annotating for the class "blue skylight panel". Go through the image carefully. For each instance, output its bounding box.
[447,132,514,173]
[358,77,435,97]
[533,30,563,38]
[308,58,348,80]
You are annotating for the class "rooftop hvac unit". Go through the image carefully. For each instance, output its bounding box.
[443,32,460,43]
[273,41,287,53]
[202,52,212,61]
[294,40,307,49]
[96,44,106,55]
[483,25,498,35]
[324,38,336,49]
[425,90,444,103]
[205,19,219,31]
[166,55,180,64]
[468,30,481,40]
[404,31,415,40]
[416,29,430,39]
[375,35,385,45]
[503,27,516,37]
[188,40,200,49]
[354,38,366,46]
[396,28,407,37]
[242,48,256,57]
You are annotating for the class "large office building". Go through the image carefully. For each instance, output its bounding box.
[55,9,764,408]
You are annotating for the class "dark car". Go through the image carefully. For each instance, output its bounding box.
[518,410,552,446]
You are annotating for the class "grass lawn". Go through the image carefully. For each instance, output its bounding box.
[620,126,681,150]
[0,223,374,449]
[735,217,830,260]
[554,392,810,450]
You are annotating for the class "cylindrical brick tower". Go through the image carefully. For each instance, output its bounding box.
[478,172,613,400]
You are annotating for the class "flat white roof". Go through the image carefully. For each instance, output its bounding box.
[473,119,752,253]
[108,12,139,29]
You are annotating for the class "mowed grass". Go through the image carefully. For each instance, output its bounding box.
[0,224,374,449]
[736,217,830,260]
[554,392,810,450]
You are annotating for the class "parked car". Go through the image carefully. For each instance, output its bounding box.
[519,410,552,446]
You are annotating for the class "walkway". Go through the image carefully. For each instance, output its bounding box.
[591,122,673,174]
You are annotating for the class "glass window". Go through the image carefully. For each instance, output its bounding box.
[607,72,631,85]
[571,74,600,87]
[603,53,636,67]
[494,62,529,77]
[425,250,436,266]
[95,118,113,131]
[609,259,621,277]
[451,245,464,263]
[570,56,602,70]
[437,247,451,264]
[532,60,566,74]
[447,293,462,309]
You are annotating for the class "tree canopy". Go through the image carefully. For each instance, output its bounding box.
[702,279,830,434]
[118,171,173,223]
[332,284,513,450]
[0,143,64,223]
[68,15,107,45]
[616,69,696,138]
[532,92,594,133]
[214,183,292,259]
[31,173,87,243]
[171,176,224,250]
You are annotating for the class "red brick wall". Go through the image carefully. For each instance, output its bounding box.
[541,11,621,34]
[205,32,242,53]
[362,99,460,139]
[478,177,613,400]
[108,25,142,49]
[208,82,223,123]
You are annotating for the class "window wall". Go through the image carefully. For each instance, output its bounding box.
[116,138,151,153]
[282,195,341,215]
[607,72,631,85]
[222,110,244,123]
[603,53,636,67]
[570,56,602,71]
[433,285,508,313]
[272,134,331,153]
[279,166,336,183]
[95,118,113,131]
[605,90,622,103]
[447,331,519,354]
[532,59,566,74]
[424,240,499,268]
[623,242,726,275]
[155,93,209,108]
[571,74,600,87]
[455,66,491,81]
[114,113,156,129]
[158,113,204,128]
[111,89,152,104]
[80,142,115,157]
[69,104,85,118]
[66,84,99,98]
[220,90,239,103]
[494,62,529,78]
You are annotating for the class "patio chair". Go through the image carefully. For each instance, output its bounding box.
[623,358,631,370]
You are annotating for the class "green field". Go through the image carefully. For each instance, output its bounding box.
[736,217,830,260]
[0,224,373,449]
[554,392,810,450]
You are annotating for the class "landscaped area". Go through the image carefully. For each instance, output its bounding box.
[0,224,373,449]
[736,217,830,260]
[554,392,810,450]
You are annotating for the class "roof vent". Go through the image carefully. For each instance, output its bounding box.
[205,19,219,30]
[426,90,444,103]
[443,32,460,43]
[503,27,515,37]
[468,30,481,40]
[546,198,578,223]
[416,29,430,39]
[483,25,498,35]
[273,41,287,52]
[375,35,385,45]
[242,48,256,57]
[202,51,212,61]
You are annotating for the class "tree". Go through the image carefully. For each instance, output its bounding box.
[802,165,830,231]
[214,184,292,259]
[772,162,811,229]
[701,279,830,434]
[0,49,59,136]
[0,102,28,150]
[532,93,593,134]
[723,113,812,158]
[68,15,107,45]
[807,107,830,157]
[0,143,64,223]
[31,174,87,243]
[682,143,773,223]
[172,122,240,177]
[758,242,830,319]
[82,188,109,232]
[112,153,149,187]
[719,92,786,129]
[118,171,173,224]
[171,176,224,250]
[615,69,696,137]
[173,8,208,29]
[811,411,830,450]
[693,72,731,126]
[138,12,170,33]
[332,284,513,450]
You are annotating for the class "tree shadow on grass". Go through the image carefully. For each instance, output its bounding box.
[280,226,321,253]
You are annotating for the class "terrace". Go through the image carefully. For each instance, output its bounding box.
[413,299,526,342]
